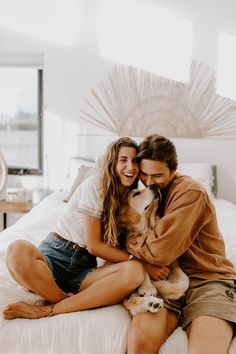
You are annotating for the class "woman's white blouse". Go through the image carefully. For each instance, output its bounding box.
[55,174,102,247]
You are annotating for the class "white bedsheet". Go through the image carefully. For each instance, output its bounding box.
[1,193,236,354]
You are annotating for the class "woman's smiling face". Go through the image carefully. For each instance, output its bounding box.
[116,146,139,188]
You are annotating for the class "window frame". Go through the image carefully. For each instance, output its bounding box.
[0,67,43,176]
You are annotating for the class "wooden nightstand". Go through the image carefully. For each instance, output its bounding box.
[0,200,33,230]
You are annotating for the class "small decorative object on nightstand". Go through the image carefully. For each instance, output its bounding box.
[0,200,32,230]
[5,187,27,203]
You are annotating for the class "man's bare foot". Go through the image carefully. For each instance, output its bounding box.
[3,301,53,320]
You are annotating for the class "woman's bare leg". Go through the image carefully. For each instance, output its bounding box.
[3,260,145,319]
[5,239,66,303]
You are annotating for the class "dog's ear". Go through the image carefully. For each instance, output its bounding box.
[119,206,140,228]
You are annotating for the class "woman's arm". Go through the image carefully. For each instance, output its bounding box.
[83,214,170,280]
[82,214,131,262]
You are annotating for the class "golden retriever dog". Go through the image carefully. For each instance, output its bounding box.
[120,187,189,316]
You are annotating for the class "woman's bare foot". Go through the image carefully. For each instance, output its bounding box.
[3,301,53,320]
[35,299,53,307]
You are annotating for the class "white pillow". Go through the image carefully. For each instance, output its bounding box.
[177,162,215,198]
[63,165,96,202]
[63,158,96,202]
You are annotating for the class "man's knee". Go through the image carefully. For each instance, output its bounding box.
[187,316,234,354]
[129,315,159,353]
[6,240,35,272]
[128,309,179,354]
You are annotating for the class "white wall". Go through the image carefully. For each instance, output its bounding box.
[1,0,236,210]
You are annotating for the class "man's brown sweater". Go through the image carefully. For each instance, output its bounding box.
[127,174,236,280]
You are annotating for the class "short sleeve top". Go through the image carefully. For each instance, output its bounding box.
[55,174,102,247]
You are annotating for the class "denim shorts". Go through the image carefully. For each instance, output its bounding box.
[38,233,97,294]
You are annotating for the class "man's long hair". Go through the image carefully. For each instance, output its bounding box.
[100,137,139,246]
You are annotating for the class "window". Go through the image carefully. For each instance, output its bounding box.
[0,53,43,175]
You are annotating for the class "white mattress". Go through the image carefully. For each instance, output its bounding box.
[1,193,236,354]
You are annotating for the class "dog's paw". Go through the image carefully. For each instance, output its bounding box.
[144,296,164,313]
[137,273,158,297]
[124,294,164,316]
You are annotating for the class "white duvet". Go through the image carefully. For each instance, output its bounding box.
[1,193,236,354]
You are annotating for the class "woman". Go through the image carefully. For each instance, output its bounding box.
[3,137,153,320]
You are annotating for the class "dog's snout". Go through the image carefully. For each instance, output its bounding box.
[149,185,162,202]
[149,185,158,193]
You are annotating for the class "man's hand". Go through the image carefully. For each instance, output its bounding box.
[143,263,170,281]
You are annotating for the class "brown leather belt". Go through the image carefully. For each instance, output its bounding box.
[52,233,82,251]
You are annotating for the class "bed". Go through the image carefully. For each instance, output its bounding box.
[1,159,236,354]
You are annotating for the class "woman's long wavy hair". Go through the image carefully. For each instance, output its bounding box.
[100,137,139,246]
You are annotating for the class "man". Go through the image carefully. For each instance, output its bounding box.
[127,134,236,354]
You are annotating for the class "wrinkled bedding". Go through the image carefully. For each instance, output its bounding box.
[1,193,236,354]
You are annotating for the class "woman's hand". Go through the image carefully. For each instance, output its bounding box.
[143,263,171,281]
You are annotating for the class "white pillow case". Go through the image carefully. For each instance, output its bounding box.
[177,162,215,198]
[63,158,96,202]
[64,159,215,201]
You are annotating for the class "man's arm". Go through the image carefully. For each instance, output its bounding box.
[126,189,212,265]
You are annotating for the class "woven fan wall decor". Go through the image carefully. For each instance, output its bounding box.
[80,60,236,139]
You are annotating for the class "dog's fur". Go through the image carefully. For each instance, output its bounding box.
[120,187,189,316]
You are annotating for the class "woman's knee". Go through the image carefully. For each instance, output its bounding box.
[120,260,145,288]
[6,240,36,272]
